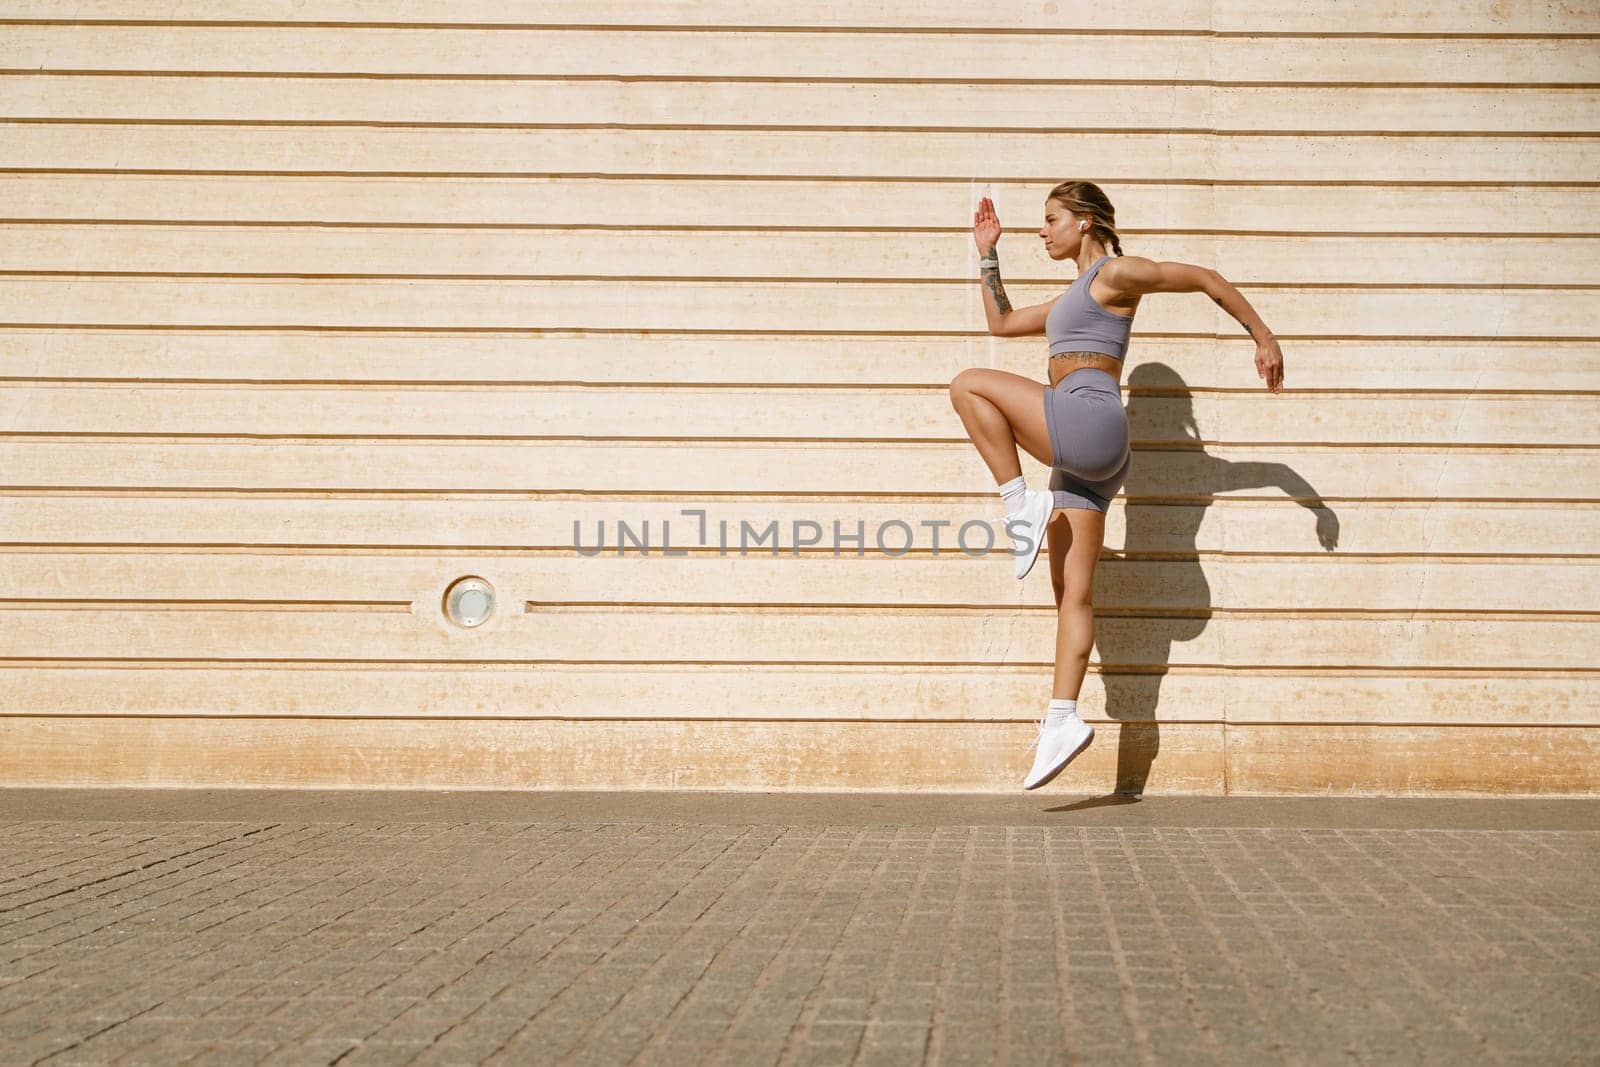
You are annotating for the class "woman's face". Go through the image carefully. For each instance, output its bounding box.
[1038,199,1082,260]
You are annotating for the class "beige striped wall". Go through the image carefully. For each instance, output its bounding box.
[2,1,1597,795]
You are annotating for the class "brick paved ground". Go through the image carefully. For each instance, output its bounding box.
[0,791,1594,1066]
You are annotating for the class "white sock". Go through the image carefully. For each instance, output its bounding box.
[999,474,1029,517]
[1046,698,1077,727]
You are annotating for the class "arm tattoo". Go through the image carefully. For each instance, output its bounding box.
[981,263,1013,314]
[1212,293,1263,341]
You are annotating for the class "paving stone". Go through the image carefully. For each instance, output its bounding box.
[113,1040,221,1066]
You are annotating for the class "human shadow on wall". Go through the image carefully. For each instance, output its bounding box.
[1055,361,1341,807]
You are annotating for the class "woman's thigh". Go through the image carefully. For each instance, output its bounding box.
[950,368,1053,467]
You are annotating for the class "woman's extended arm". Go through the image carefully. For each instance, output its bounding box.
[1115,257,1285,393]
[1205,271,1273,347]
[1206,271,1284,393]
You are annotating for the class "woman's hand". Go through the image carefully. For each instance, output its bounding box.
[1256,336,1285,393]
[973,196,1002,257]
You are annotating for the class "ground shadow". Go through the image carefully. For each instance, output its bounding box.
[1053,361,1341,807]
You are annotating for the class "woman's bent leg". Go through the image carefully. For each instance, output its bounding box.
[948,368,1055,481]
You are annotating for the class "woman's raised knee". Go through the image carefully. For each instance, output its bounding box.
[948,367,984,407]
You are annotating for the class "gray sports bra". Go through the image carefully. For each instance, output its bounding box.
[1045,254,1135,361]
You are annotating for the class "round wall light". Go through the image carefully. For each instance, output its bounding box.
[442,576,495,628]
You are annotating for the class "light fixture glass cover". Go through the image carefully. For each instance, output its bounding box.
[443,576,495,627]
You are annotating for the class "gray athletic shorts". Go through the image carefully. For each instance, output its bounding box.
[1042,367,1132,513]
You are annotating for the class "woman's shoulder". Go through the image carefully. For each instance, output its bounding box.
[1102,255,1215,297]
[1099,253,1154,285]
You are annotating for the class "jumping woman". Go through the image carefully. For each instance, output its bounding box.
[948,180,1285,791]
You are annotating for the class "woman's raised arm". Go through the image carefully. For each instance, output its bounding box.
[973,197,1054,336]
[1114,256,1285,392]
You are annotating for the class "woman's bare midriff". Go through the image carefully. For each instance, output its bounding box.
[1048,351,1123,389]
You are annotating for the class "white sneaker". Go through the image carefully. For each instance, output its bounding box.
[1023,712,1094,790]
[1006,488,1054,580]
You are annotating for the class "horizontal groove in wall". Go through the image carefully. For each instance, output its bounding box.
[5,326,1588,337]
[0,22,1221,34]
[6,380,1593,398]
[1,20,1597,40]
[3,658,1597,675]
[4,221,1600,239]
[7,71,1600,90]
[4,713,1599,730]
[6,546,1599,562]
[1,493,1592,507]
[1,325,1594,343]
[7,118,1600,137]
[7,170,1600,187]
[1209,33,1600,40]
[520,605,1600,620]
[4,492,1588,507]
[3,600,1594,621]
[0,599,408,610]
[6,547,1593,563]
[7,271,1600,292]
[4,435,1595,451]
